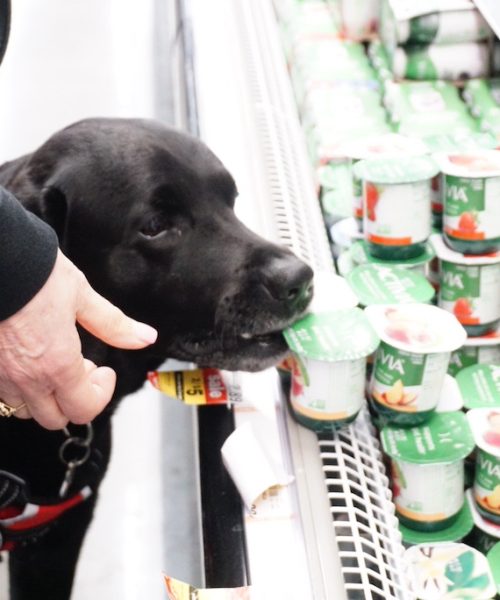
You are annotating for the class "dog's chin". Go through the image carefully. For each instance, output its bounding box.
[170,329,291,372]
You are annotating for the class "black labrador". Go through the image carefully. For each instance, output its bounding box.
[0,118,313,600]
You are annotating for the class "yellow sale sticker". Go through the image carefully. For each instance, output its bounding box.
[148,369,241,406]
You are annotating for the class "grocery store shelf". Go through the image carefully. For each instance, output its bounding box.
[181,0,414,597]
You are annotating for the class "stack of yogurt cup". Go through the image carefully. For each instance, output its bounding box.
[430,150,500,379]
[379,0,493,82]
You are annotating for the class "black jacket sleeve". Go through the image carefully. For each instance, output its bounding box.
[0,186,58,321]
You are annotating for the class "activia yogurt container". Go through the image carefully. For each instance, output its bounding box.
[432,233,500,337]
[436,151,500,255]
[352,156,439,260]
[283,307,380,433]
[338,134,427,231]
[346,264,435,307]
[381,412,475,531]
[457,365,500,411]
[404,542,496,600]
[366,304,467,426]
[467,408,500,525]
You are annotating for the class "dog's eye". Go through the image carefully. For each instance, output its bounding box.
[139,215,170,238]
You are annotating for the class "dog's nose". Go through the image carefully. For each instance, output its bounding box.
[261,255,314,310]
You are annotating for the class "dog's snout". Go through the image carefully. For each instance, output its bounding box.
[261,255,314,310]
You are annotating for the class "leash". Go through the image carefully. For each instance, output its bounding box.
[0,423,95,551]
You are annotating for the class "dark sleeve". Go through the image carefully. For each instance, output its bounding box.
[0,186,58,321]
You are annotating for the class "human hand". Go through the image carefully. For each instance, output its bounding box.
[0,250,158,429]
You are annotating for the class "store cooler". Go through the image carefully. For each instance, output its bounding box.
[170,0,415,597]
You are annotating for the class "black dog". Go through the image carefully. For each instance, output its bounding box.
[0,118,313,599]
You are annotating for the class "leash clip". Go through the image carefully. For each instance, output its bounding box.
[58,423,93,498]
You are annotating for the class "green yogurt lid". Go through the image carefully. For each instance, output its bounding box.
[347,264,434,306]
[457,365,500,410]
[283,307,380,362]
[487,542,500,595]
[381,412,475,464]
[351,240,435,267]
[365,304,467,354]
[352,155,439,184]
[466,408,500,457]
[405,543,497,600]
[400,502,473,546]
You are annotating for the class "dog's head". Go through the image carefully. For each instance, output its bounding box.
[3,118,314,371]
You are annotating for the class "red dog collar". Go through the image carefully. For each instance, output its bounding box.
[0,486,92,551]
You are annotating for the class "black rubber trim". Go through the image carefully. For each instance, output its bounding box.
[197,405,249,588]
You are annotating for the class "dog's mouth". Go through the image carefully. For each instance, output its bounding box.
[171,313,302,372]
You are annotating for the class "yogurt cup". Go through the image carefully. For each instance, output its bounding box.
[353,156,440,260]
[432,233,500,337]
[467,408,500,525]
[404,542,496,600]
[448,333,500,377]
[346,264,435,307]
[381,412,475,531]
[393,41,491,82]
[338,134,427,231]
[283,307,379,433]
[466,488,500,555]
[399,502,474,548]
[457,365,500,411]
[366,304,467,426]
[350,239,436,280]
[436,151,500,255]
[487,542,500,597]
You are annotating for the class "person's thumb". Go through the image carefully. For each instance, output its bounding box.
[76,277,158,349]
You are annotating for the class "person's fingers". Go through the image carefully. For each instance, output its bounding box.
[53,357,117,424]
[21,393,68,430]
[76,278,158,349]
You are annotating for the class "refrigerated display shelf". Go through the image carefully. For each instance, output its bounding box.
[179,0,415,597]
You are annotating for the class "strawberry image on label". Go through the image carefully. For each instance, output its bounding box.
[458,211,478,233]
[365,182,379,221]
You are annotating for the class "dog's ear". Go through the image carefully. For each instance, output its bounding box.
[40,185,68,247]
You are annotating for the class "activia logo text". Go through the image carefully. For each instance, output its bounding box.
[380,349,405,375]
[442,270,464,289]
[447,185,468,203]
[478,454,500,478]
